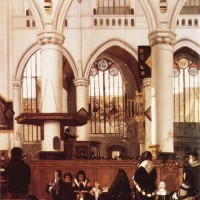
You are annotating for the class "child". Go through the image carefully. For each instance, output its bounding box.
[156,181,170,200]
[90,182,101,200]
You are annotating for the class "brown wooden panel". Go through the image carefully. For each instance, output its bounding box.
[95,166,116,187]
[20,159,184,199]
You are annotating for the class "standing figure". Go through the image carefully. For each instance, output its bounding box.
[132,151,157,200]
[62,172,76,200]
[72,170,95,200]
[156,181,170,200]
[98,169,132,200]
[6,147,31,199]
[49,170,64,200]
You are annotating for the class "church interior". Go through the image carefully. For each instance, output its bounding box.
[0,0,200,199]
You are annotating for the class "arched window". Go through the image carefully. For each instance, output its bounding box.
[131,19,134,26]
[64,19,68,27]
[32,20,35,27]
[89,58,127,136]
[173,55,200,153]
[112,19,115,26]
[100,19,103,26]
[182,19,185,26]
[124,18,128,26]
[26,20,30,27]
[106,19,109,26]
[93,8,97,15]
[94,19,97,26]
[22,50,41,142]
[118,19,121,26]
[194,19,198,26]
[131,8,134,15]
[188,19,192,26]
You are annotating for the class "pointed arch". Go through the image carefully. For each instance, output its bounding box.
[15,43,78,81]
[84,39,138,79]
[15,43,41,80]
[53,0,73,32]
[62,46,79,78]
[138,0,159,31]
[25,0,44,30]
[175,38,200,54]
[169,0,187,31]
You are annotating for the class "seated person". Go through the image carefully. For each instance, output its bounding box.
[72,170,95,200]
[171,170,195,200]
[49,170,64,200]
[98,169,132,200]
[63,172,76,200]
[171,151,200,200]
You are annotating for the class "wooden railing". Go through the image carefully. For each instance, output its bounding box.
[2,159,184,200]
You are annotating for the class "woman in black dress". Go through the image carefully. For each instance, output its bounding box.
[72,170,95,200]
[98,169,132,200]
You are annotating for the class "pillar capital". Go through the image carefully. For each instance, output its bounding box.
[143,78,151,88]
[148,30,176,47]
[12,79,22,89]
[74,78,90,87]
[37,31,65,45]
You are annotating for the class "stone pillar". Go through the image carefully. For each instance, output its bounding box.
[37,31,65,152]
[74,78,90,141]
[12,80,23,148]
[143,78,152,151]
[148,30,176,154]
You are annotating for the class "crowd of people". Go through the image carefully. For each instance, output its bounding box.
[5,147,200,200]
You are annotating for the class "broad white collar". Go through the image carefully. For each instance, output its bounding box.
[140,160,155,174]
[74,178,87,187]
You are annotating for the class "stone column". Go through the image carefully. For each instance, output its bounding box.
[74,78,90,141]
[12,80,23,148]
[37,31,65,152]
[148,30,176,154]
[143,78,152,151]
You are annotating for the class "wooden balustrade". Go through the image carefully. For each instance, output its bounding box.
[1,159,184,199]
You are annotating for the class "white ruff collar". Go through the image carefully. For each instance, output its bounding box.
[74,178,87,188]
[140,160,155,174]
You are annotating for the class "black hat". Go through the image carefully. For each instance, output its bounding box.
[11,147,23,158]
[186,151,199,158]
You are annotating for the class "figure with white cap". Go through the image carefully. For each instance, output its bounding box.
[155,181,170,200]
